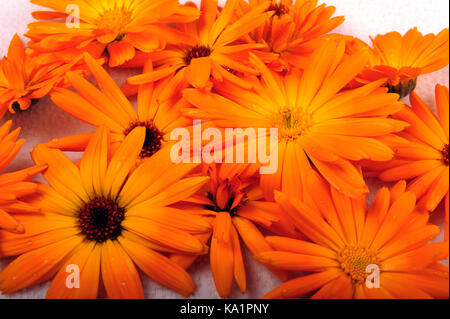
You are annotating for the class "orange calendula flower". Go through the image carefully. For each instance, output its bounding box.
[46,53,189,160]
[357,28,449,98]
[170,163,294,298]
[0,120,47,233]
[127,0,273,100]
[256,172,449,299]
[0,126,211,298]
[235,0,344,72]
[365,84,449,239]
[183,40,407,200]
[0,34,82,116]
[26,0,200,67]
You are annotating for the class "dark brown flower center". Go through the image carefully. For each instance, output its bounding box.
[386,78,417,99]
[124,121,163,158]
[11,99,39,113]
[184,45,211,65]
[442,144,449,166]
[267,3,289,17]
[78,197,125,242]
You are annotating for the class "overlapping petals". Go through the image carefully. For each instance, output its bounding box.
[256,172,449,299]
[0,127,211,298]
[0,0,448,301]
[26,0,200,67]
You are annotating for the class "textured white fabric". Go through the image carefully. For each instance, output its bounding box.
[0,0,448,299]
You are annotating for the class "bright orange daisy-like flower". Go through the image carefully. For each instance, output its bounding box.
[170,163,295,298]
[127,0,273,99]
[256,171,449,299]
[0,120,47,233]
[183,40,407,200]
[235,0,344,72]
[0,34,82,116]
[26,0,200,67]
[365,84,449,239]
[46,53,189,160]
[356,28,449,98]
[0,126,211,298]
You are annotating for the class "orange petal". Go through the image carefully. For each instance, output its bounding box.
[100,240,144,299]
[0,236,82,294]
[230,225,246,293]
[311,274,353,299]
[262,269,341,299]
[46,241,101,299]
[119,236,196,297]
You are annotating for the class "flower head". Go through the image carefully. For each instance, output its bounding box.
[183,40,407,200]
[46,53,188,161]
[365,84,449,239]
[127,0,273,100]
[0,34,82,116]
[170,163,296,298]
[0,120,46,233]
[235,0,344,71]
[26,0,200,67]
[0,126,211,298]
[356,28,449,98]
[256,172,449,299]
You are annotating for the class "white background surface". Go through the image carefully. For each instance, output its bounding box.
[0,0,448,299]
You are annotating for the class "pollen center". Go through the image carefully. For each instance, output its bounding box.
[442,144,449,166]
[337,246,378,284]
[267,2,289,17]
[272,108,312,140]
[184,45,211,65]
[124,121,163,158]
[78,197,125,243]
[97,8,132,41]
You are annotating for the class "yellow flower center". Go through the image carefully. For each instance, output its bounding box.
[184,45,212,65]
[97,8,132,41]
[337,246,379,284]
[272,108,313,140]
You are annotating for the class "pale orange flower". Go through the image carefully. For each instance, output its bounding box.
[356,28,449,98]
[235,0,344,71]
[26,0,200,67]
[257,172,449,299]
[183,40,407,200]
[364,84,449,240]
